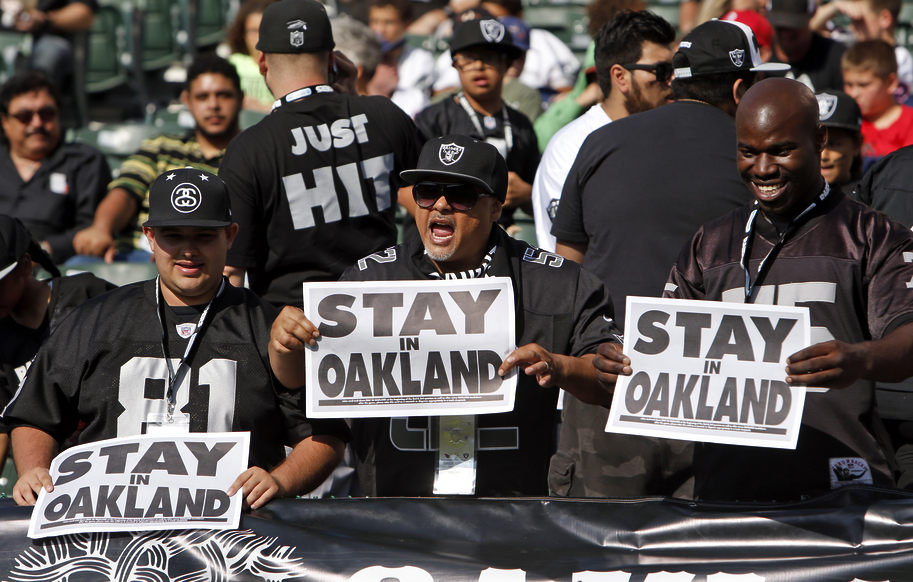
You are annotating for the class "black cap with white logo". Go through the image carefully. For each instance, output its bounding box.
[256,0,335,54]
[449,18,524,62]
[144,168,233,228]
[673,19,790,79]
[401,135,508,202]
[816,90,863,132]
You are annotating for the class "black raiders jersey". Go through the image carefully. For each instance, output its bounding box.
[341,226,620,496]
[0,273,116,434]
[664,188,913,502]
[2,279,349,470]
[220,86,423,308]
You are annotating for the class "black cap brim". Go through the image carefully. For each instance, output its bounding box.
[401,169,496,195]
[143,219,234,228]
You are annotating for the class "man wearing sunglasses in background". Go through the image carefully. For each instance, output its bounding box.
[270,134,629,497]
[0,72,109,263]
[409,18,540,239]
[531,9,676,253]
[548,20,791,500]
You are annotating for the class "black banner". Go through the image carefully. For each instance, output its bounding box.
[3,486,913,581]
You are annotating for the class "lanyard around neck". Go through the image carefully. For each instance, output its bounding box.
[271,84,334,111]
[457,92,513,155]
[155,276,226,417]
[740,182,830,302]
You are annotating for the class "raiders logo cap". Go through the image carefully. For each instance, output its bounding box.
[401,135,508,203]
[673,19,790,79]
[0,214,31,281]
[765,0,816,29]
[144,168,233,228]
[816,90,862,132]
[449,18,524,62]
[256,0,335,54]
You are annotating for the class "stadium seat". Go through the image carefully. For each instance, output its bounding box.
[72,4,131,126]
[62,262,158,287]
[69,120,184,175]
[181,0,229,55]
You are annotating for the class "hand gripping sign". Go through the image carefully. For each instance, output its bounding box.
[606,297,811,449]
[28,432,249,539]
[303,279,517,418]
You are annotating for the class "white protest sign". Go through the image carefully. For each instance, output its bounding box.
[29,432,249,539]
[606,297,811,449]
[304,278,517,418]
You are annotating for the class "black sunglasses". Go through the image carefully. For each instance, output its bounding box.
[621,62,674,84]
[8,106,58,125]
[413,182,490,211]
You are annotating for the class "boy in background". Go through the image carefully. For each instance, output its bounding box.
[843,39,913,159]
[811,0,913,102]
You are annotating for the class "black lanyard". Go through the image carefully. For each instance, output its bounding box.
[155,276,226,417]
[271,84,334,111]
[457,92,513,155]
[741,182,830,302]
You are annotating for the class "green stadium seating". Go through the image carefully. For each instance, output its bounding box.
[63,262,158,287]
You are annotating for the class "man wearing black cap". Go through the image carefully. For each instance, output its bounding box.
[412,17,540,224]
[269,134,628,497]
[549,19,790,499]
[767,0,846,93]
[5,168,348,508]
[219,0,422,310]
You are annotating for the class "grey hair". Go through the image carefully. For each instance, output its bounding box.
[332,16,383,79]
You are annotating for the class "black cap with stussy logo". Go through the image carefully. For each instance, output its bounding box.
[144,168,233,228]
[401,135,508,203]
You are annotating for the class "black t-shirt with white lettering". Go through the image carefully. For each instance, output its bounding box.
[221,86,423,308]
[665,188,913,502]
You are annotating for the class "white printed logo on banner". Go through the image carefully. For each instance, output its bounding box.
[605,297,811,449]
[303,279,517,418]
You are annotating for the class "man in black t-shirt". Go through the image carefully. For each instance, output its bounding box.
[220,0,422,309]
[607,78,913,502]
[5,169,348,508]
[767,0,846,92]
[549,20,789,499]
[413,18,539,225]
[269,135,627,497]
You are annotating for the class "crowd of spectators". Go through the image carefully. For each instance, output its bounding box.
[4,0,913,507]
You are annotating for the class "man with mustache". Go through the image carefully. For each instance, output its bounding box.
[72,54,243,263]
[0,72,109,263]
[268,134,630,496]
[549,19,790,499]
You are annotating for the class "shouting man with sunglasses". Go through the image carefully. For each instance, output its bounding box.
[548,20,791,500]
[0,72,109,263]
[270,134,630,497]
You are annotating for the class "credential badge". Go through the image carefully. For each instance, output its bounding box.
[171,183,202,214]
[817,93,838,120]
[439,143,465,165]
[480,19,505,43]
[729,49,745,68]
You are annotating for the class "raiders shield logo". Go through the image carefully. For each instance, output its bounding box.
[729,49,745,67]
[439,143,464,165]
[290,30,304,47]
[171,183,202,213]
[817,93,838,120]
[480,19,505,43]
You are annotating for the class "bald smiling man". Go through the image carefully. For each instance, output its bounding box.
[598,78,913,502]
